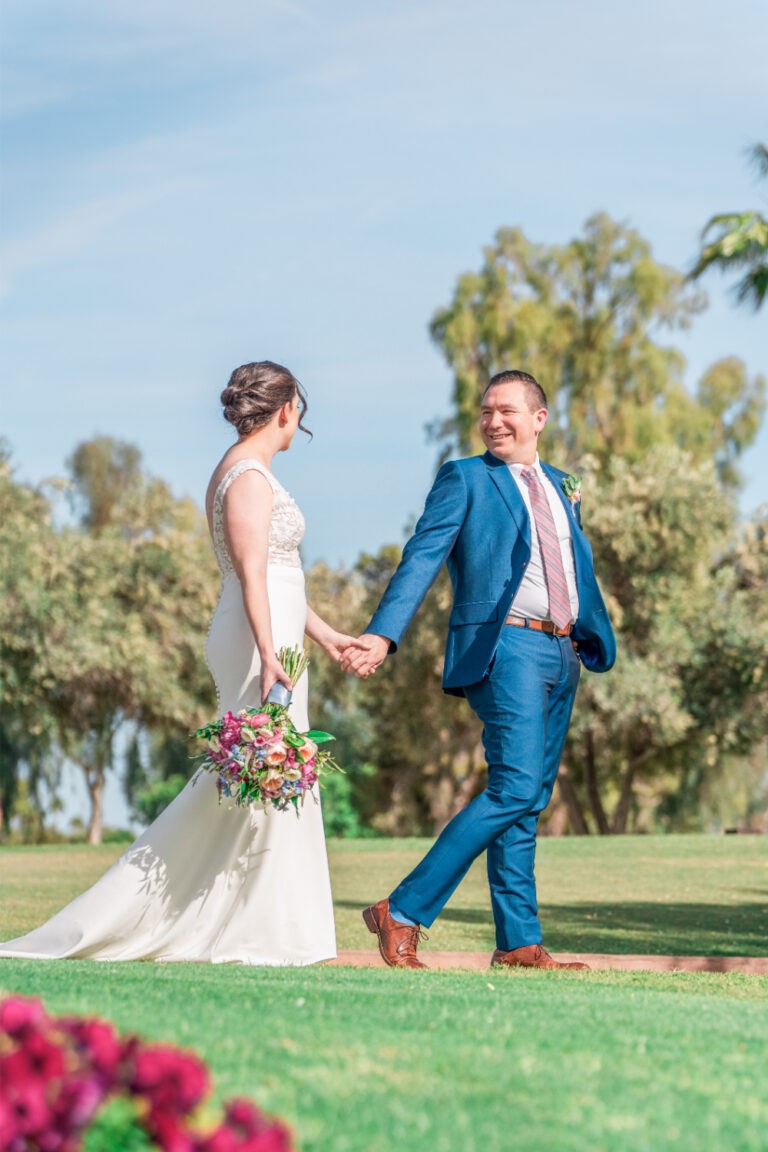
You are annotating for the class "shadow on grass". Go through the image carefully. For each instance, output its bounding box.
[520,901,768,956]
[335,898,768,955]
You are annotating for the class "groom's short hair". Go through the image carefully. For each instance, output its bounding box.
[483,370,548,412]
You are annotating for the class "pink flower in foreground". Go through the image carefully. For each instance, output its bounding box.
[1,1083,51,1140]
[199,1099,293,1152]
[197,1126,239,1152]
[0,996,297,1151]
[248,713,270,728]
[224,1099,263,1135]
[144,1106,197,1152]
[51,1075,104,1132]
[0,997,48,1041]
[3,1035,66,1085]
[128,1045,209,1115]
[61,1017,123,1082]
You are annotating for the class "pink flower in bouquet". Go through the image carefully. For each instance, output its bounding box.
[260,769,283,795]
[264,740,288,766]
[194,655,340,810]
[296,739,317,764]
[219,713,243,751]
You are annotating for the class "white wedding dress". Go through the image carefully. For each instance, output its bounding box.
[0,459,337,965]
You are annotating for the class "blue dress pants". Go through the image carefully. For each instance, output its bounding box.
[389,625,581,950]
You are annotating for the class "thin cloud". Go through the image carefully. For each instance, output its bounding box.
[0,186,173,297]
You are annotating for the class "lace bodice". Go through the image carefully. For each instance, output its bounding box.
[211,459,305,575]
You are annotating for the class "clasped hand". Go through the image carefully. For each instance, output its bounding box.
[338,633,390,679]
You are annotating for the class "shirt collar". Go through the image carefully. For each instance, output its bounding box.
[507,452,541,478]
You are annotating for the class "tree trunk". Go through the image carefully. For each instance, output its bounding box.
[610,744,661,833]
[541,790,569,836]
[84,763,106,845]
[556,762,590,835]
[583,730,610,834]
[611,761,637,834]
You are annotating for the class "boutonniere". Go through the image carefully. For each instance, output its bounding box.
[561,474,581,508]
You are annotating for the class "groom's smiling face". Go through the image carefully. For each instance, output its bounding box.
[479,380,548,464]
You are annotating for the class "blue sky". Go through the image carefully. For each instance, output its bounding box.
[2,1,767,826]
[2,0,767,571]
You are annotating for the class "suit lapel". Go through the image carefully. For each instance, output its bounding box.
[484,452,531,549]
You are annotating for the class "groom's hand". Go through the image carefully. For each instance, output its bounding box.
[339,634,390,679]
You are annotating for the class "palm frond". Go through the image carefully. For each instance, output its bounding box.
[746,141,768,179]
[735,264,768,309]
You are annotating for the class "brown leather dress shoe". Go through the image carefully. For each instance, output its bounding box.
[491,944,590,971]
[362,898,428,969]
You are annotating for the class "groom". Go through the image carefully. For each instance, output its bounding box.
[342,370,616,970]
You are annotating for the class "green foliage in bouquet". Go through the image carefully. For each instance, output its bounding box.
[193,648,343,811]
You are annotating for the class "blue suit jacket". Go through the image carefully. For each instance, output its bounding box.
[368,451,616,696]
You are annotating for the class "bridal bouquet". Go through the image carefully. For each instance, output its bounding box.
[194,646,341,812]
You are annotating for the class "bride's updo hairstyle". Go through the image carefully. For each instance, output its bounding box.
[221,361,311,438]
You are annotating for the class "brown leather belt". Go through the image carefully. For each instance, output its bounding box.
[505,615,572,637]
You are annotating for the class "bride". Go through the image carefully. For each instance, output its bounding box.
[0,361,351,965]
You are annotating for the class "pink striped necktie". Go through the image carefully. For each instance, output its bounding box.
[520,466,572,629]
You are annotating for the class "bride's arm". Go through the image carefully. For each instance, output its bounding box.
[222,471,292,703]
[305,605,357,665]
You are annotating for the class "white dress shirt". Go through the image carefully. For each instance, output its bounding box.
[506,455,580,623]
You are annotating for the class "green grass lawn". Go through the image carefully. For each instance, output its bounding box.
[2,834,766,955]
[2,961,767,1152]
[2,836,768,1151]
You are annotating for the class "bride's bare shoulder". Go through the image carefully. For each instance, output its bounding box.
[205,448,243,520]
[204,450,273,520]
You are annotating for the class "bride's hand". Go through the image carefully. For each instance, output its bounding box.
[321,631,358,664]
[260,656,293,705]
[339,634,390,678]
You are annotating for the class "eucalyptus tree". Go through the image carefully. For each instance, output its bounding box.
[0,439,218,843]
[563,447,767,832]
[424,216,766,830]
[0,449,59,837]
[430,213,764,487]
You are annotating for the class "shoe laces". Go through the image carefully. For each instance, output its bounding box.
[398,925,428,956]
